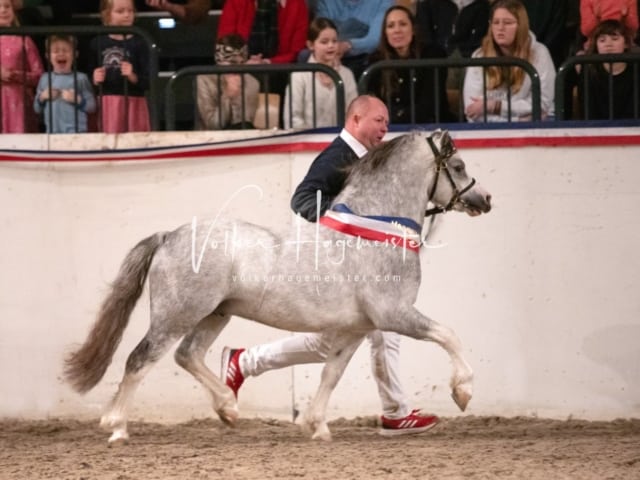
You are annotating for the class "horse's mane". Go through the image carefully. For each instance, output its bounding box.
[344,135,407,184]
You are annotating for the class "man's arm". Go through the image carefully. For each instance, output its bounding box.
[145,0,210,24]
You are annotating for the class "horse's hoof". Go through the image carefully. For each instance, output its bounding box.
[217,405,239,426]
[100,413,123,431]
[311,425,332,441]
[107,429,129,445]
[452,387,472,412]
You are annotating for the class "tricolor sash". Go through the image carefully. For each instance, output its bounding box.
[319,204,422,253]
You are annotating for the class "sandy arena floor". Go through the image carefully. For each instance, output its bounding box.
[1,415,639,479]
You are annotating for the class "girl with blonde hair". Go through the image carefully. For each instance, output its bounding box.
[463,0,556,122]
[89,0,151,133]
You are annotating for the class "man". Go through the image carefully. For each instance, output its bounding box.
[221,95,439,436]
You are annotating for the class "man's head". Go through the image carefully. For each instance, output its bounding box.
[345,95,389,150]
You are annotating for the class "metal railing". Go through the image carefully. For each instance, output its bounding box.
[164,63,346,131]
[358,56,542,123]
[0,25,160,132]
[555,53,640,121]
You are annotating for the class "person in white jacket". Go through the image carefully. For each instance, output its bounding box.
[284,17,358,129]
[463,0,556,122]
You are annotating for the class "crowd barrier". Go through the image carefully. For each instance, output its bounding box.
[1,25,640,132]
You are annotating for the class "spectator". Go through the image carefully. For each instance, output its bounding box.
[89,0,151,133]
[521,0,571,69]
[196,33,260,130]
[368,4,454,124]
[222,95,441,437]
[463,0,556,122]
[580,0,638,48]
[578,19,639,119]
[0,0,43,133]
[216,0,308,127]
[415,0,490,58]
[283,17,357,129]
[314,0,394,79]
[141,0,211,24]
[216,0,308,65]
[34,35,97,133]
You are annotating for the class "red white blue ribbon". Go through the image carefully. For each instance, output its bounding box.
[319,204,422,253]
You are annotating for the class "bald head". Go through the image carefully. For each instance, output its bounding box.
[345,95,389,150]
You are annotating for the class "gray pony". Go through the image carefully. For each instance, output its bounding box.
[64,130,492,442]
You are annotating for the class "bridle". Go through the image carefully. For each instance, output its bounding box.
[424,132,476,217]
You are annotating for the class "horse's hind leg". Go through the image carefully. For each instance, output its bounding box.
[174,312,238,425]
[100,327,184,443]
[297,331,365,441]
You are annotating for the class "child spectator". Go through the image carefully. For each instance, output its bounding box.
[580,0,638,47]
[314,0,394,79]
[283,17,357,129]
[368,5,454,124]
[0,0,43,132]
[34,35,96,133]
[578,19,639,119]
[196,34,260,130]
[89,0,150,133]
[217,0,308,65]
[463,0,556,122]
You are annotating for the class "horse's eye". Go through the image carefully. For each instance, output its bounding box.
[450,160,465,173]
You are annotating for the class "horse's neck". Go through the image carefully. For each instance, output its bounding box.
[335,146,431,227]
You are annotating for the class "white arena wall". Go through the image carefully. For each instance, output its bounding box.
[1,126,639,424]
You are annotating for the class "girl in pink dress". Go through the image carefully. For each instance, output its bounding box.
[0,0,43,132]
[90,0,150,133]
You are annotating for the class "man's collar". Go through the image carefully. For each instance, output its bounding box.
[339,129,368,158]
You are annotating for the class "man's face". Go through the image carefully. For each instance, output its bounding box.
[354,99,389,150]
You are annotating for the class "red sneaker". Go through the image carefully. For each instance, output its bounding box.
[221,347,245,398]
[379,409,439,437]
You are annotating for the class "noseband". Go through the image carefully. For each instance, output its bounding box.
[424,133,476,217]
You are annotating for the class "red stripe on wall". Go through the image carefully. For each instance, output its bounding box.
[1,135,639,162]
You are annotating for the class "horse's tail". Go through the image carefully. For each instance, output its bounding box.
[64,232,168,393]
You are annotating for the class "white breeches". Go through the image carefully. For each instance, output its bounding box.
[239,330,409,418]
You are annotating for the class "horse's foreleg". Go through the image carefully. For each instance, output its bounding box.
[374,307,473,412]
[298,331,366,441]
[421,318,473,411]
[174,312,238,425]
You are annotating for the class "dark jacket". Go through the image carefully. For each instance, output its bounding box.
[415,0,490,58]
[368,43,454,124]
[290,136,358,221]
[578,64,639,120]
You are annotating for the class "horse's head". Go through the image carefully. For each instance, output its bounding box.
[425,130,492,217]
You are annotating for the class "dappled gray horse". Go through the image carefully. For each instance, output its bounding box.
[64,130,492,443]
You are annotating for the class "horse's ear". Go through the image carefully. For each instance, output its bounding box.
[427,129,456,159]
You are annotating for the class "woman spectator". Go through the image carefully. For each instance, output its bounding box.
[578,19,639,119]
[463,0,556,122]
[368,4,454,124]
[283,17,357,129]
[196,33,260,130]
